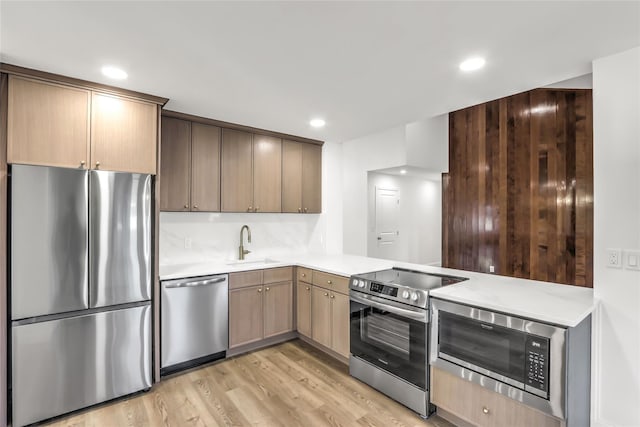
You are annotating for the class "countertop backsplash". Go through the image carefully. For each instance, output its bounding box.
[159,212,326,265]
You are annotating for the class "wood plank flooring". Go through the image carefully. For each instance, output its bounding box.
[44,340,453,427]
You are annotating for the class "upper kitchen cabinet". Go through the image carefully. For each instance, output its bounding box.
[7,76,90,169]
[252,134,281,212]
[160,117,191,211]
[282,140,322,213]
[160,117,221,212]
[91,92,158,174]
[4,67,166,174]
[221,130,282,212]
[221,129,253,212]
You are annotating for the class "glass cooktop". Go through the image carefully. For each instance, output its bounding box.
[354,268,468,291]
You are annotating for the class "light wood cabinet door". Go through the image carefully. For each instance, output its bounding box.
[160,117,191,211]
[221,129,253,212]
[431,367,561,427]
[311,286,332,349]
[191,123,221,212]
[264,281,292,338]
[331,292,350,358]
[91,92,158,174]
[253,135,282,212]
[302,143,322,213]
[7,76,90,169]
[229,286,264,348]
[296,282,312,337]
[282,140,303,213]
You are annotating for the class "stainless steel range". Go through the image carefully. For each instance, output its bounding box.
[349,268,467,418]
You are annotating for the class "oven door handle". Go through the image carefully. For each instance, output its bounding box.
[350,292,428,323]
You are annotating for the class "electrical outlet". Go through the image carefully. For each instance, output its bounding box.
[489,265,495,273]
[184,237,192,249]
[625,250,640,271]
[606,248,622,268]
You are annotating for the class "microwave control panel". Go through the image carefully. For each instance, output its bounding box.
[525,336,550,397]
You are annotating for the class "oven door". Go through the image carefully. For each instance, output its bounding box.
[350,292,428,389]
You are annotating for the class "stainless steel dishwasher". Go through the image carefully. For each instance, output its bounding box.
[161,274,228,375]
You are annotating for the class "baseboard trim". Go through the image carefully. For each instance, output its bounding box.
[226,331,298,358]
[298,334,349,365]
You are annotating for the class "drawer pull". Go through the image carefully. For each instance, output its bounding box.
[482,407,490,415]
[258,288,262,293]
[330,294,335,299]
[327,280,332,285]
[265,287,270,291]
[305,287,310,291]
[323,292,328,297]
[302,273,306,277]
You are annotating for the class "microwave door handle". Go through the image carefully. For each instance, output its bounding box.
[350,293,428,323]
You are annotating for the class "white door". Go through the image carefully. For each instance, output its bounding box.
[373,187,400,260]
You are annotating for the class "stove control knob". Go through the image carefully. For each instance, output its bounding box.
[410,292,419,301]
[359,280,366,288]
[401,290,410,299]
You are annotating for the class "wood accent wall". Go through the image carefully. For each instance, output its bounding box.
[443,88,593,287]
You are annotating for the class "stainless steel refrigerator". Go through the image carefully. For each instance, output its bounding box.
[10,164,152,427]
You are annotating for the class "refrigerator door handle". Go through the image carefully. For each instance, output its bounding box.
[164,277,226,289]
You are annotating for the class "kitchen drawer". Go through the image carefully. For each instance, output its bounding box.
[312,270,349,295]
[229,270,263,289]
[431,367,562,427]
[264,266,293,284]
[297,267,312,283]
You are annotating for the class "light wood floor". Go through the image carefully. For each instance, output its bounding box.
[45,339,454,427]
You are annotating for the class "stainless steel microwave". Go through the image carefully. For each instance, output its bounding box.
[430,298,591,424]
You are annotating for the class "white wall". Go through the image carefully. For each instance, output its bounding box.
[342,116,448,257]
[405,114,448,172]
[367,172,441,265]
[592,47,640,427]
[159,141,343,264]
[342,126,407,256]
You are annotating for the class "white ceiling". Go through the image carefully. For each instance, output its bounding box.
[1,1,639,142]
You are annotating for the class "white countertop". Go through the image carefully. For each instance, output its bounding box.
[160,253,594,327]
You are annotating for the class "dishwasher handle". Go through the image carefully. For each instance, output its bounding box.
[164,276,227,289]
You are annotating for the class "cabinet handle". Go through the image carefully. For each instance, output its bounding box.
[305,287,310,291]
[265,287,270,291]
[482,407,490,415]
[80,160,86,167]
[330,294,335,299]
[304,207,308,213]
[248,206,253,212]
[327,280,332,285]
[193,205,198,210]
[95,161,100,168]
[301,273,306,277]
[258,288,262,293]
[298,208,302,213]
[323,292,328,297]
[184,204,189,209]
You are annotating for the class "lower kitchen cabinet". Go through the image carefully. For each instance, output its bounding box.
[229,268,293,349]
[296,282,312,337]
[308,271,349,358]
[431,367,562,427]
[264,281,292,338]
[229,285,264,348]
[311,286,332,348]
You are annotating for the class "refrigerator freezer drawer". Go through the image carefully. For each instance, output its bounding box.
[161,275,229,369]
[11,165,89,319]
[89,170,152,308]
[12,304,152,427]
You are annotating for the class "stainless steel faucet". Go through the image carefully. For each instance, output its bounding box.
[239,225,252,260]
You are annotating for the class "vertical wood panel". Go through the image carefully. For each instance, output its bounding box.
[443,88,593,287]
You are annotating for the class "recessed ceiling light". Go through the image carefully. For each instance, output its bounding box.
[101,66,128,80]
[459,57,486,72]
[309,118,326,128]
[400,169,407,175]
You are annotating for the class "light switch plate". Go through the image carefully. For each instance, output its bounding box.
[606,248,623,268]
[625,250,640,270]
